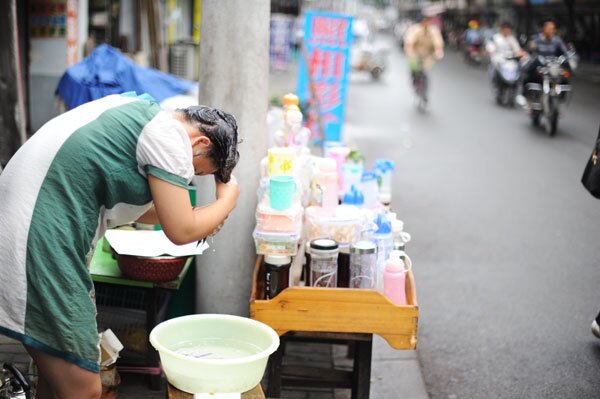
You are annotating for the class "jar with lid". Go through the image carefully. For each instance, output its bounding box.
[349,240,378,289]
[309,239,339,288]
[264,255,292,299]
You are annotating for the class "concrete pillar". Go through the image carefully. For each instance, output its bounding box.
[194,0,270,316]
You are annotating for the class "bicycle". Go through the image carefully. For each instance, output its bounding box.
[409,57,428,111]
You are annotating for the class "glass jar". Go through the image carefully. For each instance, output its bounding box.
[309,239,339,288]
[264,255,292,299]
[349,240,378,289]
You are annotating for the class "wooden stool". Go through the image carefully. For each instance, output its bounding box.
[266,331,372,399]
[167,383,266,398]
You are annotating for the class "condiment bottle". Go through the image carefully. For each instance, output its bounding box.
[264,255,292,299]
[337,244,350,287]
[371,213,393,291]
[309,239,339,288]
[383,250,411,305]
[349,240,377,288]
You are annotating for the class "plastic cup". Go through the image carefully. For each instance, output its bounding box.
[269,176,297,211]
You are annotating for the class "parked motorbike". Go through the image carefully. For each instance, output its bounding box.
[490,54,521,106]
[525,54,572,136]
[0,363,31,399]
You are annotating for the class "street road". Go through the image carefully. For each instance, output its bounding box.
[344,37,600,398]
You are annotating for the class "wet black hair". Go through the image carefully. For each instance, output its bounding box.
[176,105,240,183]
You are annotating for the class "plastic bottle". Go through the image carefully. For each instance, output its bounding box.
[342,185,365,206]
[371,213,393,291]
[361,172,379,209]
[314,158,339,210]
[375,159,395,206]
[342,162,364,195]
[383,250,410,305]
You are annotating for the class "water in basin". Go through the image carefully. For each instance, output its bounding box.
[173,338,262,360]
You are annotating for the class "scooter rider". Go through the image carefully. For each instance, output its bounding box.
[486,22,526,67]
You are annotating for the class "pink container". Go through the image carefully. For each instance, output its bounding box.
[256,204,303,233]
[314,158,339,210]
[383,250,412,306]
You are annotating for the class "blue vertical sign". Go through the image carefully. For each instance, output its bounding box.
[297,11,353,143]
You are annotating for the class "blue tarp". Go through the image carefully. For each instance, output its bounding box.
[55,44,195,109]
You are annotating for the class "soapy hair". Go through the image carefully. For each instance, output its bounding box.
[176,106,240,183]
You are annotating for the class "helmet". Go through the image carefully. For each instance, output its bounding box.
[468,20,479,29]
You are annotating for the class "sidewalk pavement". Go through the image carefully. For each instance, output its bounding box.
[0,333,428,398]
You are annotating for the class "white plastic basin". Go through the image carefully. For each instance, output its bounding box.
[149,314,280,394]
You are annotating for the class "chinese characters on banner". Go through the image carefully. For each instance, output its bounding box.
[297,11,353,143]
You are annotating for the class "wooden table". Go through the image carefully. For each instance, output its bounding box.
[167,383,266,398]
[250,254,419,399]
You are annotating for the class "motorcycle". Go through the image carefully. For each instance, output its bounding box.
[525,54,573,136]
[490,54,521,106]
[464,40,485,65]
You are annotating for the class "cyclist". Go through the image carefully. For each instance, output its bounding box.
[403,12,445,104]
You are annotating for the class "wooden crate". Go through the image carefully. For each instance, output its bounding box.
[249,254,419,350]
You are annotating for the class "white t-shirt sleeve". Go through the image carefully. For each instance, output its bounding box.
[136,111,194,189]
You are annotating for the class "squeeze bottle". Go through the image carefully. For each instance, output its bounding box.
[383,250,409,305]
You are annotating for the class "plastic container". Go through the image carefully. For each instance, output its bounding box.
[342,162,364,195]
[349,240,377,289]
[383,250,412,305]
[268,147,296,177]
[264,255,292,299]
[313,157,339,210]
[391,218,412,251]
[309,239,339,288]
[361,172,379,209]
[270,176,297,211]
[370,213,393,292]
[149,314,280,394]
[375,159,395,205]
[304,205,365,246]
[256,203,303,233]
[326,146,350,189]
[253,229,300,256]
